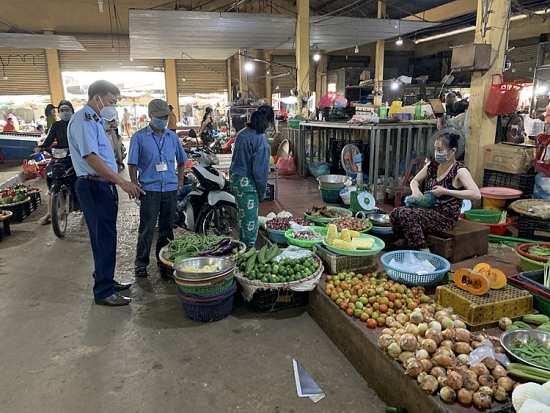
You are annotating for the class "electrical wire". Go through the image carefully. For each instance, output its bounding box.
[107,0,115,51]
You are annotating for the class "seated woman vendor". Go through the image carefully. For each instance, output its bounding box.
[390,133,481,252]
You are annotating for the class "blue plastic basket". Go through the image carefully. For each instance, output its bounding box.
[177,281,237,322]
[266,227,289,245]
[380,250,450,287]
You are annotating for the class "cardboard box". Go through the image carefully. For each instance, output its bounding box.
[484,143,535,174]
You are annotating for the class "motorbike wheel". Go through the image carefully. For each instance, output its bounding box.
[197,201,239,238]
[51,189,69,238]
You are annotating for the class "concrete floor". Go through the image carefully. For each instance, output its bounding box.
[0,166,387,413]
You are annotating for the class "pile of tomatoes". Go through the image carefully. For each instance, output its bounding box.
[324,271,435,329]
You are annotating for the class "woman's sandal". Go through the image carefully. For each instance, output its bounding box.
[39,215,51,225]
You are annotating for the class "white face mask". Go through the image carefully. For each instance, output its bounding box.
[230,131,236,137]
[98,96,117,121]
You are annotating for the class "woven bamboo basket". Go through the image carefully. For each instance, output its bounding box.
[510,199,550,220]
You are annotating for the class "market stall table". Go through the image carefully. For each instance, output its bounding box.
[213,154,279,200]
[298,120,437,200]
[0,132,43,160]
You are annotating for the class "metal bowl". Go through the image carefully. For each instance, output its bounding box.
[173,257,236,281]
[317,174,351,189]
[368,213,391,227]
[500,329,550,371]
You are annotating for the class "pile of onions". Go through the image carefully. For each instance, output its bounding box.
[377,305,515,409]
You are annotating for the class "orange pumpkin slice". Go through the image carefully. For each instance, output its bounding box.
[473,263,491,277]
[486,268,507,289]
[453,268,491,296]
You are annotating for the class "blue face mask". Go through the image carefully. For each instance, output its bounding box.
[151,117,168,130]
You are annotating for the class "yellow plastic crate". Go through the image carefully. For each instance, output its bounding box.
[435,284,534,330]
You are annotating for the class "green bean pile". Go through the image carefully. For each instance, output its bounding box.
[167,234,226,262]
[529,245,550,258]
[511,337,550,369]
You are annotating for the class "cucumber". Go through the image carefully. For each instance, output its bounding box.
[265,245,278,262]
[513,321,531,329]
[524,314,550,325]
[538,324,550,333]
[257,245,268,264]
[241,247,256,259]
[245,252,258,273]
[506,324,520,331]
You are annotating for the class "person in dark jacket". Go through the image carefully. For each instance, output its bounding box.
[229,105,273,247]
[45,104,57,130]
[35,99,74,225]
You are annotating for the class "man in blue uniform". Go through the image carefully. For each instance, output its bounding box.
[128,99,188,279]
[68,80,144,307]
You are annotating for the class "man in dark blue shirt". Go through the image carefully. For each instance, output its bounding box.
[128,99,188,278]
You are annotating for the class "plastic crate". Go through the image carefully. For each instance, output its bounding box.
[314,244,375,275]
[318,186,341,203]
[483,170,536,199]
[28,191,42,212]
[435,283,534,330]
[508,275,550,316]
[518,214,550,242]
[0,218,11,242]
[1,200,30,223]
[517,270,550,295]
[247,288,309,312]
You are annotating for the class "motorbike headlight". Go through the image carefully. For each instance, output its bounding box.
[52,148,69,158]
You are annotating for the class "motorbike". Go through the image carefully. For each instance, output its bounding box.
[41,147,79,238]
[176,147,238,238]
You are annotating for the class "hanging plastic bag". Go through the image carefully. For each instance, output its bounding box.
[533,172,550,199]
[277,153,297,176]
[22,160,38,180]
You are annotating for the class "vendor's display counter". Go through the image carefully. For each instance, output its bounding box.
[298,121,437,199]
[0,132,42,159]
[308,283,508,413]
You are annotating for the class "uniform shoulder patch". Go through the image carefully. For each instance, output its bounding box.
[92,114,100,122]
[84,112,92,121]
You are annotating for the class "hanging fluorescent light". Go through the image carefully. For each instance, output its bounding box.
[98,0,104,12]
[2,73,7,81]
[245,61,253,72]
[391,82,399,90]
[354,45,359,54]
[396,37,403,46]
[181,77,186,81]
[313,53,321,62]
[416,9,547,44]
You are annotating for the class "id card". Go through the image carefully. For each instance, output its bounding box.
[155,162,168,172]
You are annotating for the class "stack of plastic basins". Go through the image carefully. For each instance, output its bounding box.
[176,271,237,322]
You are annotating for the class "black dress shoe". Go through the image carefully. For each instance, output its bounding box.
[114,280,132,292]
[95,293,132,306]
[135,267,148,277]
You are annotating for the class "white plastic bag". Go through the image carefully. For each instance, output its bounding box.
[389,251,435,275]
[272,246,313,262]
[468,339,510,367]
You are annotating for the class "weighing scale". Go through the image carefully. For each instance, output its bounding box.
[341,144,376,214]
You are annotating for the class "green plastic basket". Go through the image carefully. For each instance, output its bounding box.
[177,274,235,297]
[285,226,327,249]
[464,209,502,224]
[516,251,545,272]
[318,186,342,203]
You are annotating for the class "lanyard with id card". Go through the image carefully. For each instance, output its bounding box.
[153,133,167,172]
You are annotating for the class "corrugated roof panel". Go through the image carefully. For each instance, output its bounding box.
[129,10,437,60]
[0,34,85,51]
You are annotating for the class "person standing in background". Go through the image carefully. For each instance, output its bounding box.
[229,105,273,247]
[2,117,15,132]
[541,102,550,134]
[45,104,56,130]
[35,99,75,225]
[167,105,178,134]
[198,107,214,146]
[128,99,188,279]
[122,107,132,137]
[68,80,144,306]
